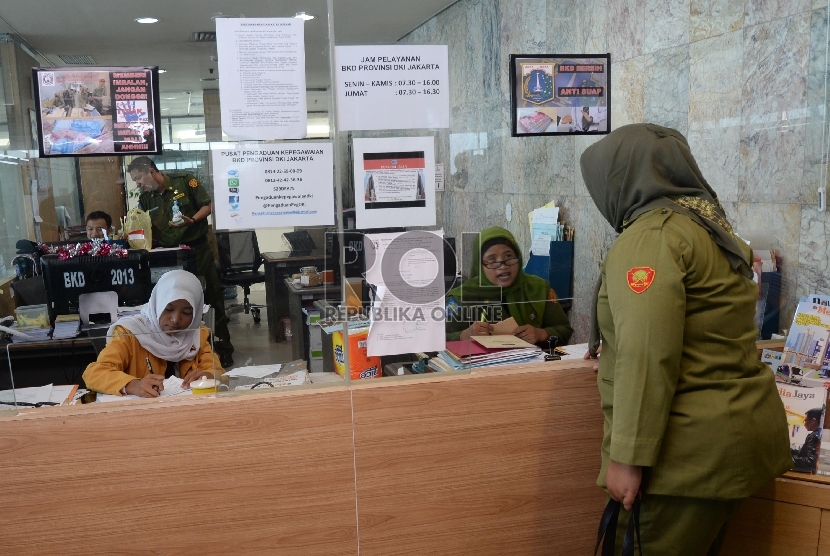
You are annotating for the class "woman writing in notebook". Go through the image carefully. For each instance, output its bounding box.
[83,270,223,397]
[444,227,572,346]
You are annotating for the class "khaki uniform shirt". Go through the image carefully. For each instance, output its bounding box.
[138,172,211,247]
[596,208,791,499]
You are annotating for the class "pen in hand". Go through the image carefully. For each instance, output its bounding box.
[146,357,160,394]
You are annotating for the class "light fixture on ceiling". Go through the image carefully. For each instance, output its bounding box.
[161,108,170,111]
[294,12,314,20]
[134,17,159,24]
[163,97,177,100]
[158,69,167,73]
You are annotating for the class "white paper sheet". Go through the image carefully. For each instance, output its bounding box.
[0,384,53,408]
[49,385,77,405]
[96,376,191,402]
[233,370,307,389]
[531,233,552,256]
[335,45,449,131]
[216,18,307,140]
[557,343,590,360]
[223,364,283,379]
[353,137,436,229]
[364,230,446,356]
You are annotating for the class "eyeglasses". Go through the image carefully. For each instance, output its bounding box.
[482,257,519,269]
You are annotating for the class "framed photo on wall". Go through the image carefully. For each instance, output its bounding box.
[31,66,163,157]
[509,54,610,137]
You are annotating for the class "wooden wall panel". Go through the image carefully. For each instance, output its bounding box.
[78,156,126,227]
[351,366,606,555]
[722,497,821,556]
[0,389,359,555]
[0,276,16,317]
[820,509,830,555]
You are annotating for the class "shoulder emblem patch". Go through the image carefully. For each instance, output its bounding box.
[627,267,655,294]
[188,178,198,188]
[547,288,558,301]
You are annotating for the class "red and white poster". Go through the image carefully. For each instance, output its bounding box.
[353,137,436,229]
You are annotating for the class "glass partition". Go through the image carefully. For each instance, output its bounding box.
[1,0,828,410]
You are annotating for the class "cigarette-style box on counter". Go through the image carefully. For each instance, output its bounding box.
[332,328,381,380]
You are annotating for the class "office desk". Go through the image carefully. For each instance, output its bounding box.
[1,336,96,389]
[262,249,331,342]
[285,278,341,361]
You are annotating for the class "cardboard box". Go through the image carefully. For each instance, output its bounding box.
[332,328,381,380]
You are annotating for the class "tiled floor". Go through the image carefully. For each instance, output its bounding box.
[223,283,292,370]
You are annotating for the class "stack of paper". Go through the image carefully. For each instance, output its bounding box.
[10,324,51,343]
[53,315,81,340]
[430,338,543,371]
[0,383,77,408]
[529,202,559,256]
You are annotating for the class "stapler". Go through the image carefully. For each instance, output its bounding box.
[411,352,430,373]
[544,336,561,361]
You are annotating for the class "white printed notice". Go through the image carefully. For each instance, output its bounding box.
[216,18,307,140]
[353,136,436,229]
[335,45,449,131]
[365,230,446,356]
[211,143,334,229]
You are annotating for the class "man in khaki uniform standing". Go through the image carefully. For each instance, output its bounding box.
[128,156,234,368]
[581,124,791,554]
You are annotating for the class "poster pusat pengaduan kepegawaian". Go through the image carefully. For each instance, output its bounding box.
[211,143,334,230]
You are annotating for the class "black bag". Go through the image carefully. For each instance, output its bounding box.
[594,496,642,556]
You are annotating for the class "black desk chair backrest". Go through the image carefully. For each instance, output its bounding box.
[216,230,263,274]
[215,230,265,322]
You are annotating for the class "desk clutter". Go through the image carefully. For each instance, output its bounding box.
[0,384,78,409]
[430,337,543,371]
[2,310,81,343]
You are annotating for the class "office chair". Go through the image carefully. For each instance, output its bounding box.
[215,230,265,323]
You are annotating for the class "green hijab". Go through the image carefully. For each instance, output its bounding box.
[580,123,753,355]
[447,226,549,326]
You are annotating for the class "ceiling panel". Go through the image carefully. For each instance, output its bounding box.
[0,0,457,104]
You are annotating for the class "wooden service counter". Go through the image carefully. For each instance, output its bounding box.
[0,358,606,554]
[0,349,820,555]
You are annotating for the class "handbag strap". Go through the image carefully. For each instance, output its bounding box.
[594,498,621,556]
[621,496,643,556]
[594,496,642,556]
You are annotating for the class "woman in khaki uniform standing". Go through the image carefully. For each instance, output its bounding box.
[581,124,791,554]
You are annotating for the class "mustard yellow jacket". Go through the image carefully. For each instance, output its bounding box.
[82,325,223,395]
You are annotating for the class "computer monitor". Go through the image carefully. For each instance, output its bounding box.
[40,251,153,321]
[145,248,198,284]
